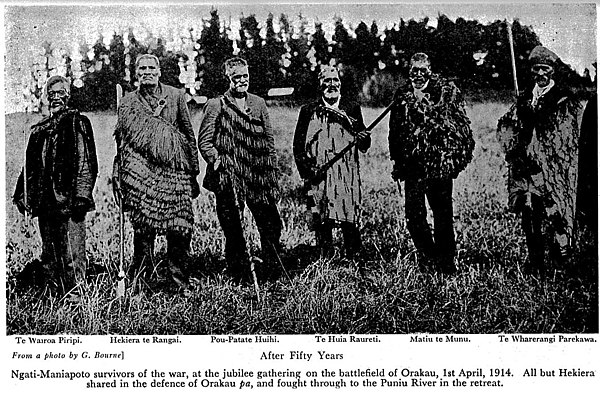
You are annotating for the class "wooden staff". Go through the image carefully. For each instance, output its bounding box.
[507,21,520,97]
[306,98,398,188]
[115,84,126,298]
[22,129,30,223]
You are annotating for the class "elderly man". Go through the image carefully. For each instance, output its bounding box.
[113,54,200,287]
[498,46,581,275]
[13,75,98,294]
[198,57,282,282]
[293,65,370,258]
[389,53,474,274]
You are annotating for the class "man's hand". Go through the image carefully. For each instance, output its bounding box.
[309,165,326,185]
[190,176,200,199]
[356,129,369,144]
[71,197,88,222]
[112,176,122,207]
[112,157,122,207]
[213,157,222,171]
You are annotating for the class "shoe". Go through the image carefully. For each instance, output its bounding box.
[15,259,44,289]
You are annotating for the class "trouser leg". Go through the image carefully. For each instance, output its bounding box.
[132,227,156,278]
[522,195,545,273]
[315,219,334,256]
[215,186,249,276]
[166,231,191,286]
[38,214,86,291]
[404,178,436,265]
[166,232,191,268]
[38,215,63,288]
[66,216,87,284]
[426,178,456,272]
[247,197,283,263]
[341,222,362,258]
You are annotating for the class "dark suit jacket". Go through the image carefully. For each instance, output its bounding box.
[14,110,98,217]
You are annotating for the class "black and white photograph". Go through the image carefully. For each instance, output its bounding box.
[2,1,599,394]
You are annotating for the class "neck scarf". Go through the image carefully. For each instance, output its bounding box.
[413,80,430,102]
[531,79,555,107]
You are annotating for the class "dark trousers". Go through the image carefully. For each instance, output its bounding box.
[215,184,282,273]
[38,213,87,290]
[316,220,362,258]
[521,194,545,272]
[404,178,456,268]
[520,193,568,273]
[132,228,191,278]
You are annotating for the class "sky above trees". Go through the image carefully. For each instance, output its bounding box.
[3,3,596,113]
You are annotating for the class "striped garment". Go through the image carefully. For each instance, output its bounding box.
[207,94,279,204]
[115,86,196,233]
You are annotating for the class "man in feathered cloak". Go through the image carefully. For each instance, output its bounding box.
[113,54,200,287]
[13,75,98,294]
[198,57,282,282]
[293,65,370,258]
[497,46,581,275]
[389,52,474,274]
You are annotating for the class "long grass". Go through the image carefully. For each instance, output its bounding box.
[5,103,598,334]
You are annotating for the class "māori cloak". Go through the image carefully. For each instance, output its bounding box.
[497,83,581,246]
[114,85,197,234]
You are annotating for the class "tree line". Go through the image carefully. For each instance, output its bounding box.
[26,9,594,112]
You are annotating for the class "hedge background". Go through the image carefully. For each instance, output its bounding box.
[19,10,595,113]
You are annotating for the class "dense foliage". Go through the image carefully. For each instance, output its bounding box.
[24,11,594,113]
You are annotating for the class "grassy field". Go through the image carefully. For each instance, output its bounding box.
[4,101,598,334]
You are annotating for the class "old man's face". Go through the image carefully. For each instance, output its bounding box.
[320,70,341,102]
[47,81,69,114]
[532,63,554,88]
[136,57,161,87]
[409,60,432,90]
[228,65,250,94]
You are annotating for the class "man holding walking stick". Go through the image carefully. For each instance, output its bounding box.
[112,54,200,288]
[13,75,98,295]
[497,46,581,276]
[198,57,282,283]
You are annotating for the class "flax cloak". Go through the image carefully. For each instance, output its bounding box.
[202,94,279,204]
[497,84,581,246]
[114,88,195,233]
[294,100,368,225]
[388,76,474,181]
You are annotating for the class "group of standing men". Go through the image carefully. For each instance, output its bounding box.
[12,45,594,295]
